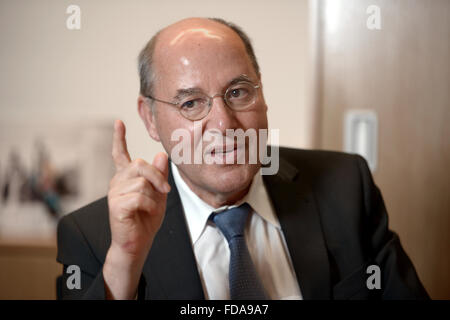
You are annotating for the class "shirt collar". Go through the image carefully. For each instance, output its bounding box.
[171,162,281,245]
[244,169,280,229]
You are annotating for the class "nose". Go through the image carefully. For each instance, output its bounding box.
[204,94,239,134]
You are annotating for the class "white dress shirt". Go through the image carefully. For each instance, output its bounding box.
[171,162,302,300]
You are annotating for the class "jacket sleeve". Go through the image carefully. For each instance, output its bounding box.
[56,214,107,299]
[355,154,430,299]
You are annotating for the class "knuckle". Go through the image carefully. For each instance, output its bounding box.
[109,173,122,188]
[117,211,131,222]
[133,158,146,167]
[137,176,147,186]
[133,193,145,209]
[137,177,149,190]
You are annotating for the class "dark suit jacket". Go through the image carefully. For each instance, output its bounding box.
[56,147,429,299]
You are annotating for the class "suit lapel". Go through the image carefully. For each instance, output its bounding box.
[141,154,331,299]
[263,157,331,299]
[142,163,205,299]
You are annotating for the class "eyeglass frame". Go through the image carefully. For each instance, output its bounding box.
[144,80,261,121]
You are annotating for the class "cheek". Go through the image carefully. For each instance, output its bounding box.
[155,110,185,148]
[241,106,268,130]
[156,113,200,157]
[188,122,202,147]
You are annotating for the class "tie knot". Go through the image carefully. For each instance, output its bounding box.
[211,203,251,243]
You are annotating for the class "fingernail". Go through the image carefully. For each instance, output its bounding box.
[164,183,171,193]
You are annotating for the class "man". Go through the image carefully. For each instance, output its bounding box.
[56,17,428,300]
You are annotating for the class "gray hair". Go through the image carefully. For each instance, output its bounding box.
[138,18,260,98]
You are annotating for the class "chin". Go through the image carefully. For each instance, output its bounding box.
[203,163,260,194]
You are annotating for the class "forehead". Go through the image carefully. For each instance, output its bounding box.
[153,19,256,92]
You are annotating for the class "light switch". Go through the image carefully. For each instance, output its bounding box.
[344,110,378,172]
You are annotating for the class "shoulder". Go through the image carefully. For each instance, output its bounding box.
[275,146,373,228]
[57,197,111,271]
[277,146,367,183]
[60,196,110,228]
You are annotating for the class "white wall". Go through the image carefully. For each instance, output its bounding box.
[0,0,313,169]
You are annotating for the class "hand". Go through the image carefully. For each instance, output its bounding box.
[103,119,170,299]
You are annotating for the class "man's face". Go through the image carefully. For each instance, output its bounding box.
[142,20,268,203]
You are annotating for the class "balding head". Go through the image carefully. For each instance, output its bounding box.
[138,17,260,97]
[136,17,268,205]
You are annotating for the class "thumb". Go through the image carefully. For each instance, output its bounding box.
[152,152,169,180]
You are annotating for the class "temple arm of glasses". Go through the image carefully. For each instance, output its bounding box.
[144,95,179,107]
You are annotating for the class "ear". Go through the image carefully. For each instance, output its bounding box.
[138,95,161,142]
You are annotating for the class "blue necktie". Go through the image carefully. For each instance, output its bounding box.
[211,203,268,300]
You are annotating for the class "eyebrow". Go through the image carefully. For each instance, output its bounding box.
[173,74,255,101]
[173,88,203,101]
[229,74,253,86]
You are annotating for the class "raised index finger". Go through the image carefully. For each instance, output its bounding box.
[112,119,131,171]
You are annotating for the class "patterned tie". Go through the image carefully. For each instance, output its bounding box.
[211,203,268,300]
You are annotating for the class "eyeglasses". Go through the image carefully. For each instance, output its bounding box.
[145,81,261,121]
